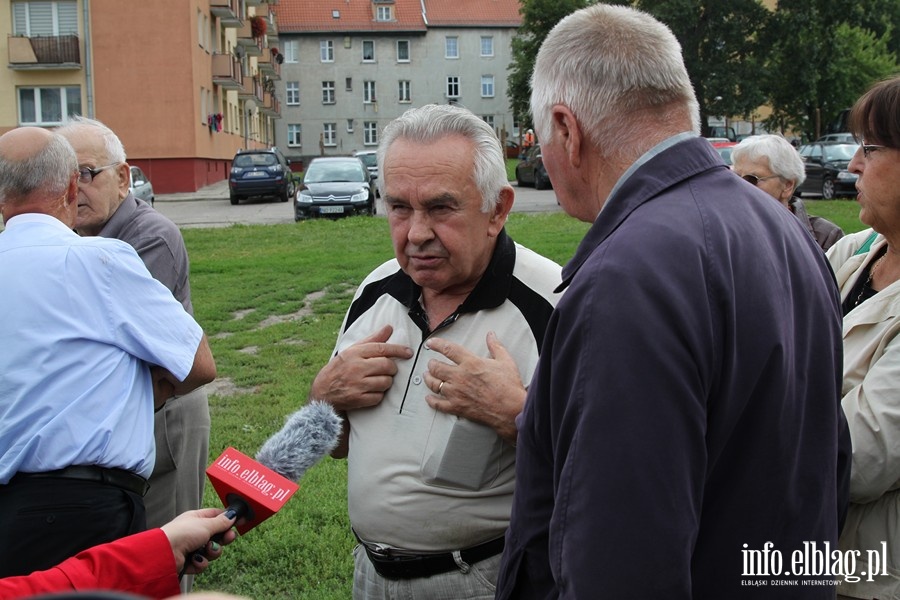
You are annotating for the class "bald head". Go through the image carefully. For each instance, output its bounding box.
[0,127,78,223]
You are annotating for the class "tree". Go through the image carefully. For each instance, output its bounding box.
[506,0,589,136]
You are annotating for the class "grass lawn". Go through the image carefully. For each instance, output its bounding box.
[189,204,863,598]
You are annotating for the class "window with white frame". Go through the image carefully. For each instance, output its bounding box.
[347,118,355,132]
[398,80,411,103]
[12,0,77,36]
[323,123,337,146]
[320,40,334,62]
[396,40,410,62]
[287,124,302,147]
[446,76,460,98]
[18,86,81,126]
[364,122,378,146]
[481,75,495,98]
[322,81,335,104]
[362,40,375,62]
[445,37,458,59]
[345,77,353,91]
[283,40,299,63]
[286,81,300,105]
[480,36,494,57]
[482,115,494,129]
[376,5,392,21]
[364,80,377,104]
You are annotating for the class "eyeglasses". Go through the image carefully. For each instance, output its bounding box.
[862,144,887,159]
[742,174,781,186]
[77,163,119,184]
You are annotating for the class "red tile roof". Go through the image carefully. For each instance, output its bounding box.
[424,0,522,27]
[278,0,427,33]
[277,0,523,33]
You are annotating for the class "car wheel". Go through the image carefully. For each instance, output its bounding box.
[535,170,550,190]
[230,195,239,205]
[516,170,525,187]
[280,188,290,203]
[822,178,835,200]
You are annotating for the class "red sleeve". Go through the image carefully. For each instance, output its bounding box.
[0,529,181,599]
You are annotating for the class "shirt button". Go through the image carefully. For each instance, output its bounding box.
[412,375,422,385]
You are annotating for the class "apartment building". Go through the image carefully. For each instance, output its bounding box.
[1,0,283,193]
[275,0,522,166]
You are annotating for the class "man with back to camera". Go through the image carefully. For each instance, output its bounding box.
[57,117,212,591]
[308,104,562,599]
[0,126,216,577]
[495,5,851,599]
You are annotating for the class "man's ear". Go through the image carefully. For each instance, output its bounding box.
[66,172,79,205]
[549,104,583,169]
[116,162,131,198]
[487,186,515,237]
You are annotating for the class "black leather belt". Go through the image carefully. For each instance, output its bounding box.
[362,536,505,579]
[10,465,150,497]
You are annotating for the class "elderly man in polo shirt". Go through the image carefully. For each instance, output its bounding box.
[0,126,216,577]
[308,104,561,599]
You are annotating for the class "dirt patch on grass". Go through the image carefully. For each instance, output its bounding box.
[205,377,258,397]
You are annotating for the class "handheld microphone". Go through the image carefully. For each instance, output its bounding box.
[255,400,343,482]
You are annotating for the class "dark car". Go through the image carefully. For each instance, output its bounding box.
[294,156,375,221]
[515,144,552,190]
[229,148,294,205]
[797,142,859,199]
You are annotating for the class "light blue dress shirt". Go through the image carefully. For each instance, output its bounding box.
[0,214,203,482]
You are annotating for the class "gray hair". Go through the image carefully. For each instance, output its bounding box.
[531,4,700,161]
[0,132,77,202]
[377,104,507,212]
[56,115,127,163]
[732,135,806,186]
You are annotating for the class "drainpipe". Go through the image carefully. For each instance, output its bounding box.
[82,0,94,117]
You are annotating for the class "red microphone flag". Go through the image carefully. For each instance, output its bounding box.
[206,446,300,535]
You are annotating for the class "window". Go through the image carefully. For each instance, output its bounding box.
[345,77,353,91]
[322,81,335,104]
[398,80,411,103]
[197,9,203,48]
[376,6,392,21]
[347,119,355,132]
[286,81,300,105]
[482,115,494,129]
[364,80,377,104]
[480,36,494,57]
[481,75,495,98]
[283,40,298,63]
[362,40,375,62]
[446,76,460,98]
[287,124,302,147]
[12,0,77,36]
[18,86,81,126]
[323,123,336,146]
[445,37,458,59]
[320,40,334,62]
[396,40,410,62]
[364,122,378,146]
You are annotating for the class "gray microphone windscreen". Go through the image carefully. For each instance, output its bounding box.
[256,401,343,482]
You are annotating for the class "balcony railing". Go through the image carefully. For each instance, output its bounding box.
[236,20,263,56]
[257,49,280,79]
[212,53,243,89]
[8,34,81,69]
[238,75,263,104]
[259,91,280,118]
[210,0,242,27]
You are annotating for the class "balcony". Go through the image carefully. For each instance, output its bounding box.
[238,75,263,104]
[8,35,81,70]
[236,20,263,56]
[257,49,281,79]
[212,53,243,90]
[265,12,279,45]
[210,0,243,28]
[259,91,281,118]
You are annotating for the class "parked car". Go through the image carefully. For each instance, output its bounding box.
[515,144,552,190]
[706,139,737,166]
[294,156,375,221]
[129,165,155,206]
[229,147,294,205]
[814,133,857,144]
[353,150,379,196]
[796,142,859,199]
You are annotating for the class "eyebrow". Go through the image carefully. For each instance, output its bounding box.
[385,192,460,208]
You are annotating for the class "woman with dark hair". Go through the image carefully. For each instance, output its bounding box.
[827,75,900,599]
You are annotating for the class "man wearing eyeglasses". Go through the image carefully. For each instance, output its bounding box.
[0,126,216,577]
[57,117,213,593]
[732,134,844,251]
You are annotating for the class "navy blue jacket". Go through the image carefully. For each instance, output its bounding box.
[496,137,851,599]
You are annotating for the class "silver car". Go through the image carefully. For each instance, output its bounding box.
[129,166,155,206]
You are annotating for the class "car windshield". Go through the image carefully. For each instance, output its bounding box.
[305,161,366,183]
[357,154,377,168]
[234,154,277,168]
[824,144,858,162]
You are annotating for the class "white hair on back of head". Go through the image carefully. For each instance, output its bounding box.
[0,132,76,202]
[732,135,806,186]
[56,115,127,163]
[531,4,700,161]
[377,104,507,212]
